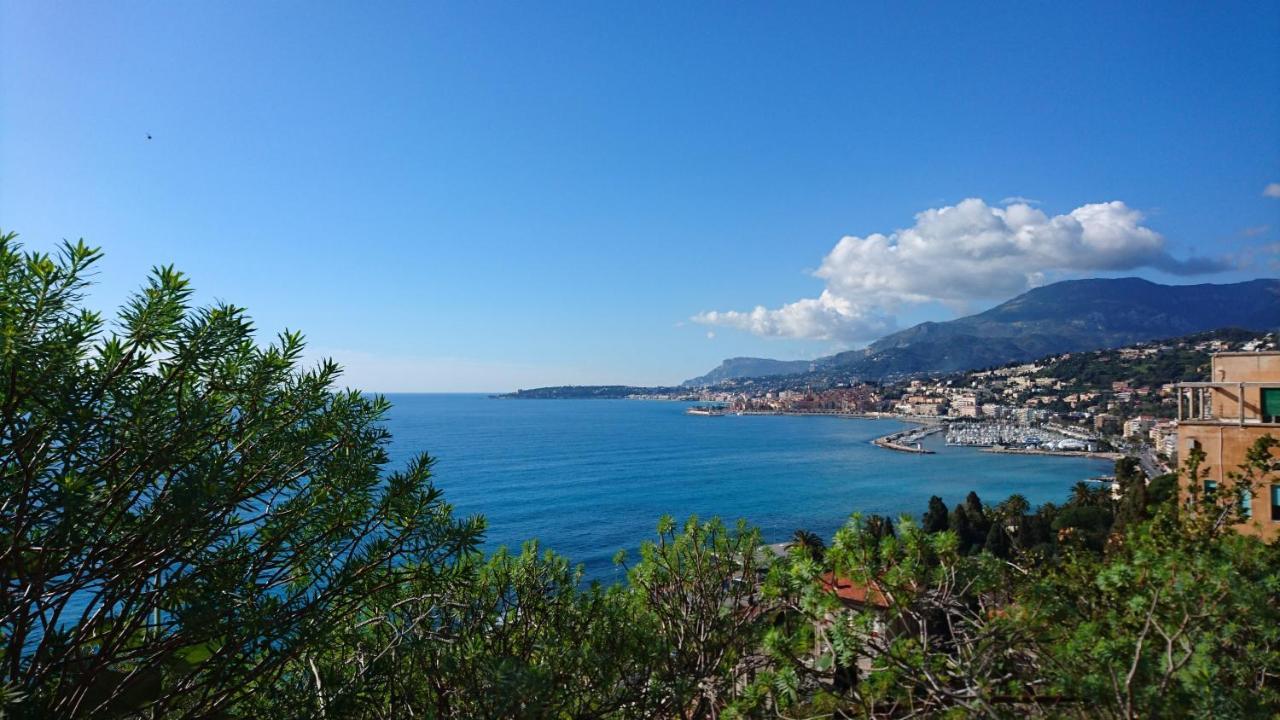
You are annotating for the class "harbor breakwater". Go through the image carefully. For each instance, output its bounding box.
[872,424,943,454]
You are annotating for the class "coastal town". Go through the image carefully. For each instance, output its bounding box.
[7,2,1280,716]
[674,329,1278,474]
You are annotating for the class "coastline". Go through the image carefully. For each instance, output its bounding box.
[730,409,941,424]
[386,395,1130,582]
[718,410,1117,463]
[980,446,1123,461]
[719,409,945,455]
[721,409,1121,458]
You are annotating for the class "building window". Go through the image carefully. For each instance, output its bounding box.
[1241,488,1252,518]
[1204,480,1217,498]
[1272,485,1280,522]
[1264,388,1280,423]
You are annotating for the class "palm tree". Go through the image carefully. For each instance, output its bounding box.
[865,514,896,541]
[1069,481,1096,507]
[996,494,1030,521]
[792,529,826,562]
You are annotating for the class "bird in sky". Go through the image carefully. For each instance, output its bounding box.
[146,134,152,140]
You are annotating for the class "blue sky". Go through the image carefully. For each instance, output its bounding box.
[2,2,1278,391]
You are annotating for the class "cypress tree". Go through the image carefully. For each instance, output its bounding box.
[923,495,949,533]
[964,491,984,517]
[951,504,976,553]
[983,521,1012,558]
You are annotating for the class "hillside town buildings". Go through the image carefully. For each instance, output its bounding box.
[673,334,1279,496]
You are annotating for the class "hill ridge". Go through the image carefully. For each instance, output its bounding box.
[683,277,1280,386]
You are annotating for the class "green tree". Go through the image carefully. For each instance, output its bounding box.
[994,493,1030,522]
[1068,480,1102,508]
[1143,473,1178,509]
[0,234,484,718]
[622,516,769,719]
[964,490,985,518]
[1112,457,1147,531]
[763,515,1049,717]
[921,495,949,533]
[950,500,990,554]
[863,515,895,543]
[982,519,1014,558]
[1023,501,1058,552]
[791,529,826,563]
[1052,505,1112,552]
[1030,442,1280,718]
[279,542,656,719]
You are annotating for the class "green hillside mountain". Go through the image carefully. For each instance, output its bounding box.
[680,357,816,388]
[683,277,1280,385]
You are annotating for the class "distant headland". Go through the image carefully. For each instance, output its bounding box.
[496,385,689,400]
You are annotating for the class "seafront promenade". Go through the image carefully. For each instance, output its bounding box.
[981,446,1123,461]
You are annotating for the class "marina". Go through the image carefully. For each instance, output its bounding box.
[946,422,1095,452]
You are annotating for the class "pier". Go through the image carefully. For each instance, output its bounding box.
[871,425,942,454]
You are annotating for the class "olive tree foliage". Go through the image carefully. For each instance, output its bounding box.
[0,234,483,718]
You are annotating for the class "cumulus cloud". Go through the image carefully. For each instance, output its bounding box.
[694,198,1230,342]
[1265,183,1280,199]
[693,290,896,342]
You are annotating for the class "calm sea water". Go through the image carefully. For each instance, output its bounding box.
[382,394,1112,583]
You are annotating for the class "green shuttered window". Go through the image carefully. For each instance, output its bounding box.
[1263,387,1280,423]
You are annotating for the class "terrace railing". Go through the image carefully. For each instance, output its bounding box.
[1175,381,1280,426]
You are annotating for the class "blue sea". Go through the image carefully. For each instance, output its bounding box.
[381,394,1113,583]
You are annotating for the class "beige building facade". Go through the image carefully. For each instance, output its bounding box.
[1177,352,1280,542]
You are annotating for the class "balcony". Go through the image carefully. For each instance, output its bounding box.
[1175,381,1280,426]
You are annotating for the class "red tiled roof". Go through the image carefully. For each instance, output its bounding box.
[820,572,890,609]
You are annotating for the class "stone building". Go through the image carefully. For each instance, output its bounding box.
[1177,352,1280,541]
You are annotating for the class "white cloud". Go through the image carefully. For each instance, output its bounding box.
[695,198,1229,342]
[1264,182,1280,199]
[999,195,1041,206]
[705,330,715,339]
[693,290,895,342]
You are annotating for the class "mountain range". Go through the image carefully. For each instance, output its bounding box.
[682,277,1280,386]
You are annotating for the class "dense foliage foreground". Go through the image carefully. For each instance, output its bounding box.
[2,234,1278,719]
